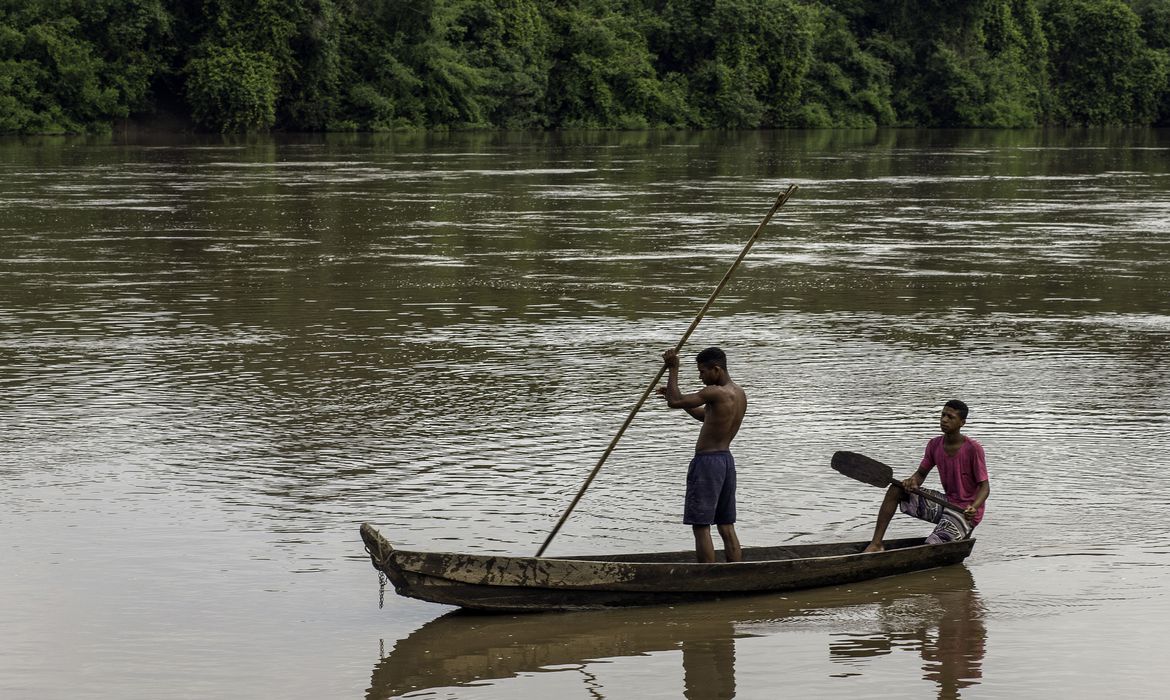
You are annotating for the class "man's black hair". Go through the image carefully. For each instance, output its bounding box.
[695,347,727,369]
[945,399,969,421]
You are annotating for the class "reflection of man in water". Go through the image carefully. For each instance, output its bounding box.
[682,636,736,700]
[830,572,986,699]
[923,584,987,699]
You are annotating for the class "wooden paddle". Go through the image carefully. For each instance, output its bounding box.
[831,450,968,517]
[535,184,800,557]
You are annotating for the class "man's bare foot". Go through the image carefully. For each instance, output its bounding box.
[862,543,884,553]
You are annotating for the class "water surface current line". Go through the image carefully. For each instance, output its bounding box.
[536,184,799,557]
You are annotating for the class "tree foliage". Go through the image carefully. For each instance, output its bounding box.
[0,0,171,133]
[1042,0,1169,125]
[544,1,690,128]
[1,0,1167,132]
[795,2,894,127]
[185,45,278,132]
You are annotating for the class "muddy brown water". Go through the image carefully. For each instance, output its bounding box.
[2,130,1168,698]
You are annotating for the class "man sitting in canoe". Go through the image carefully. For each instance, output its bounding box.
[658,347,746,563]
[862,400,990,553]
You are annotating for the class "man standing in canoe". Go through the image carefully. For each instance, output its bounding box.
[862,400,990,553]
[658,346,746,563]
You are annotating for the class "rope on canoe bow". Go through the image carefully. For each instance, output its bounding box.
[363,540,390,609]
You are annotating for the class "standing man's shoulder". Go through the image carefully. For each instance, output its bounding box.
[698,383,724,402]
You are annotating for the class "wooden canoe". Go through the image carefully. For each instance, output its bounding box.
[359,523,976,612]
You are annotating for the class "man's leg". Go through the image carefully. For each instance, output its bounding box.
[862,484,902,553]
[693,525,716,563]
[716,523,742,562]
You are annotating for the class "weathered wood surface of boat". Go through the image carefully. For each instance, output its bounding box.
[359,523,976,612]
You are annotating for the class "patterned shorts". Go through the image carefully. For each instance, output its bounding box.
[899,487,973,544]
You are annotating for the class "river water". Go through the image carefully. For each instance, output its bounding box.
[2,129,1168,699]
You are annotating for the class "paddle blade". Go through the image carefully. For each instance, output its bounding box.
[831,451,895,488]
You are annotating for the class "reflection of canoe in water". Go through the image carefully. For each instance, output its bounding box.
[359,523,975,612]
[367,565,983,700]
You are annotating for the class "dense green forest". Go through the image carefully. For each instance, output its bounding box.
[2,0,1169,133]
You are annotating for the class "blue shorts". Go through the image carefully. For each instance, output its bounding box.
[899,487,974,544]
[684,450,736,525]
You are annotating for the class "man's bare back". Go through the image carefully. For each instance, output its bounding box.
[691,381,746,451]
[658,348,747,451]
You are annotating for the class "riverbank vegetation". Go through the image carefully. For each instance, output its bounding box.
[2,0,1169,133]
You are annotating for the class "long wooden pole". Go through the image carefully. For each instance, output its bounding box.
[536,184,799,557]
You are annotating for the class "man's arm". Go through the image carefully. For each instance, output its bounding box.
[667,387,709,422]
[962,441,990,520]
[659,349,707,421]
[964,480,990,520]
[901,466,930,490]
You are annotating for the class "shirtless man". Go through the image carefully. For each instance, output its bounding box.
[658,347,747,563]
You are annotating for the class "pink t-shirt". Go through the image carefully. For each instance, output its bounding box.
[919,436,989,525]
